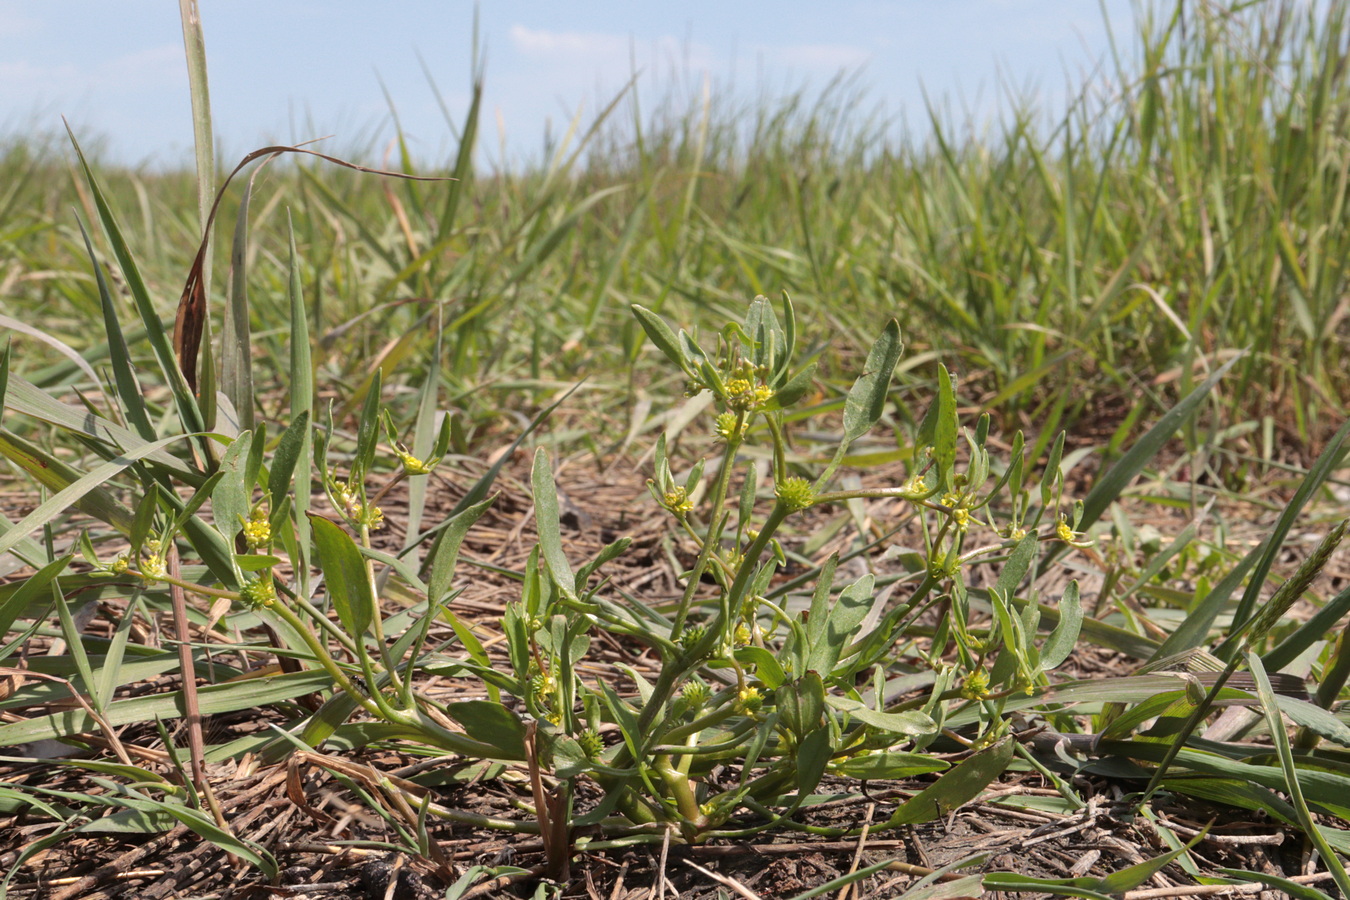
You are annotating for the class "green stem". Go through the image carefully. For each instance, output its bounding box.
[672,432,744,633]
[264,595,414,725]
[359,519,405,697]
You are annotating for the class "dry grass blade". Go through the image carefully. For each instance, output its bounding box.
[171,143,452,393]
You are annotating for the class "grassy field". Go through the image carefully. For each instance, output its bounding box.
[3,1,1350,897]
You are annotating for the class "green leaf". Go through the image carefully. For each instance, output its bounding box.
[444,701,526,759]
[831,750,949,780]
[843,319,902,443]
[1219,417,1350,656]
[1248,652,1350,895]
[0,669,335,747]
[777,671,825,740]
[212,430,254,545]
[530,448,577,602]
[765,362,818,410]
[807,573,874,676]
[1041,581,1083,670]
[880,736,1013,826]
[308,514,375,637]
[426,497,495,605]
[1215,869,1339,900]
[994,533,1038,599]
[351,368,383,483]
[267,412,310,508]
[0,429,136,536]
[736,647,787,689]
[222,175,255,432]
[75,219,156,442]
[1071,354,1242,545]
[3,376,198,490]
[631,305,687,372]
[794,727,833,800]
[0,556,71,657]
[0,433,199,560]
[826,696,936,737]
[285,214,313,586]
[65,127,206,446]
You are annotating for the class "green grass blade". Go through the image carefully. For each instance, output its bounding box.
[1248,651,1350,895]
[286,213,313,594]
[64,127,206,446]
[221,176,255,433]
[1217,419,1350,657]
[0,429,136,536]
[75,218,156,442]
[1047,354,1242,571]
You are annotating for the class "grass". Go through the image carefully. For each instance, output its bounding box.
[2,0,1347,454]
[3,1,1350,897]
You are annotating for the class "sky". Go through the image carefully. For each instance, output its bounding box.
[0,1,1142,169]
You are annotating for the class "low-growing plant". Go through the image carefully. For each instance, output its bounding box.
[6,150,1350,892]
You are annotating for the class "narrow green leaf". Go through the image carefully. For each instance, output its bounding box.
[267,411,310,508]
[0,556,71,651]
[1219,418,1350,655]
[1249,652,1350,896]
[807,573,874,675]
[794,727,833,799]
[222,177,255,432]
[0,433,198,560]
[211,430,254,545]
[308,514,375,637]
[1215,870,1338,900]
[881,736,1013,826]
[631,304,687,372]
[0,429,136,536]
[64,127,206,448]
[3,374,199,484]
[1074,354,1241,540]
[531,448,576,601]
[75,219,155,442]
[831,751,948,780]
[286,213,313,587]
[1154,539,1262,662]
[826,696,936,737]
[1041,581,1082,670]
[351,368,382,483]
[426,496,495,604]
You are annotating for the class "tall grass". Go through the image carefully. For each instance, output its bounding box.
[3,0,1348,456]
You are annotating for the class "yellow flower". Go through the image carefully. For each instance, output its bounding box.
[663,486,694,516]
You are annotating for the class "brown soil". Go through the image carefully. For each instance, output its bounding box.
[1,447,1346,900]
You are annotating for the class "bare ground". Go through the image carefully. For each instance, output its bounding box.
[2,447,1347,900]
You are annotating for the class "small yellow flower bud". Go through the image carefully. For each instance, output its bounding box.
[736,685,763,714]
[141,554,166,582]
[960,668,990,700]
[242,517,271,550]
[663,486,694,516]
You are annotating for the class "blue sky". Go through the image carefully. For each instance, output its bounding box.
[2,1,1140,168]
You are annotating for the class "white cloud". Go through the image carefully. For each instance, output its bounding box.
[755,43,872,72]
[0,44,183,102]
[508,25,629,60]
